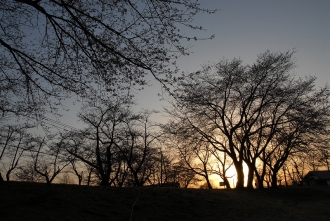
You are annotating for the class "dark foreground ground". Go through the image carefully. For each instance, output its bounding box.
[1,182,330,221]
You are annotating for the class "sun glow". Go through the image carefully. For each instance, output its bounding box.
[211,163,250,188]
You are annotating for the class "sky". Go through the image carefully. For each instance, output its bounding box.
[35,0,330,131]
[135,0,330,121]
[4,0,329,187]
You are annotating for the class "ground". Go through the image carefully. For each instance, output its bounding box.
[1,182,330,221]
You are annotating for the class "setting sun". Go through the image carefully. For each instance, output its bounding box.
[211,163,250,189]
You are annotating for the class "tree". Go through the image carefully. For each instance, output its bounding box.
[166,130,214,189]
[0,124,34,181]
[1,0,215,117]
[211,151,233,189]
[259,81,330,187]
[319,148,330,170]
[63,97,133,186]
[33,136,69,184]
[115,110,162,186]
[167,50,330,189]
[68,157,84,185]
[15,161,44,182]
[163,114,234,189]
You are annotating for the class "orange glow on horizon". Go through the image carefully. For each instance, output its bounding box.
[211,163,249,188]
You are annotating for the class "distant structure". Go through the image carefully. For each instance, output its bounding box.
[303,170,330,186]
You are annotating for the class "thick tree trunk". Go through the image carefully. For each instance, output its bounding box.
[256,176,265,189]
[254,171,265,189]
[100,174,110,186]
[234,162,245,189]
[246,162,255,189]
[271,170,278,188]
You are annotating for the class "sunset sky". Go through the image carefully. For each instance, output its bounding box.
[3,0,329,190]
[44,0,330,131]
[135,0,330,119]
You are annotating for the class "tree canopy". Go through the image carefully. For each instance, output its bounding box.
[0,0,215,117]
[166,50,330,188]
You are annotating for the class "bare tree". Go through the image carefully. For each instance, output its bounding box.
[16,161,44,183]
[260,86,330,188]
[33,137,69,184]
[69,157,84,185]
[179,140,213,189]
[1,0,215,117]
[63,97,133,186]
[167,50,330,189]
[211,151,233,189]
[115,110,163,186]
[319,149,330,170]
[162,123,215,189]
[0,124,34,181]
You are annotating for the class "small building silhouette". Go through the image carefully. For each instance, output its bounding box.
[303,170,330,186]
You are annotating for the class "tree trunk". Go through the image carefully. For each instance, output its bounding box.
[254,171,264,189]
[246,162,255,189]
[271,170,278,188]
[77,171,82,186]
[100,174,110,186]
[205,175,213,189]
[282,167,288,187]
[256,176,265,189]
[223,177,231,189]
[234,161,245,189]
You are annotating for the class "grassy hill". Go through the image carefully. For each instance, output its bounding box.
[1,181,330,221]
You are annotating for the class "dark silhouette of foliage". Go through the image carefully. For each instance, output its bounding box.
[0,0,215,117]
[167,50,330,188]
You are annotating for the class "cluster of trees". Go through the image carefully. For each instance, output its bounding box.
[164,50,330,189]
[1,2,329,189]
[1,0,215,118]
[0,0,216,187]
[2,51,329,189]
[0,97,192,187]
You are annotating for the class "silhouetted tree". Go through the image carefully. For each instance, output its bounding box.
[113,110,162,186]
[69,157,84,185]
[211,151,233,189]
[16,161,44,182]
[177,139,214,189]
[33,136,69,184]
[63,97,130,186]
[167,50,330,189]
[259,87,330,188]
[0,124,34,181]
[319,149,330,170]
[149,149,182,187]
[1,0,215,117]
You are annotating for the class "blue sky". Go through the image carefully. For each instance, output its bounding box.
[136,0,329,120]
[39,0,329,130]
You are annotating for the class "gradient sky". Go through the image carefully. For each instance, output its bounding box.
[135,0,330,121]
[26,0,329,187]
[46,0,330,130]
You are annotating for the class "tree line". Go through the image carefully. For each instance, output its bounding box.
[1,51,330,188]
[1,1,329,189]
[163,50,330,189]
